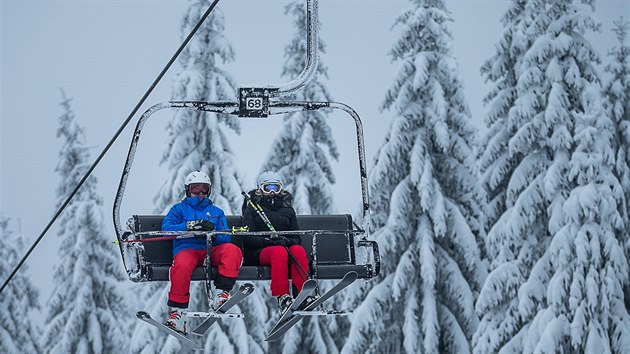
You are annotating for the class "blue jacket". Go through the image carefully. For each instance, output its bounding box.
[162,196,230,256]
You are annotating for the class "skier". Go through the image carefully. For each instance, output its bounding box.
[241,171,313,315]
[161,171,243,335]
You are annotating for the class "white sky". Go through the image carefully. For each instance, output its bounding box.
[1,0,627,302]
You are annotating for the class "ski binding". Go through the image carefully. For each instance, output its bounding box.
[191,282,254,336]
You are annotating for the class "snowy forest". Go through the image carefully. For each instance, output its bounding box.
[2,0,630,353]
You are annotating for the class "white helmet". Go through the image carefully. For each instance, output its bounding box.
[185,171,211,186]
[257,171,284,194]
[184,171,211,196]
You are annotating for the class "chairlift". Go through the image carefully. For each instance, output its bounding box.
[112,0,380,345]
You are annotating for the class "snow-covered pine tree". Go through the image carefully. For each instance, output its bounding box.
[474,0,629,352]
[261,2,341,353]
[477,0,528,235]
[0,214,40,354]
[131,2,266,353]
[473,1,534,352]
[153,0,245,216]
[341,1,486,353]
[520,83,630,353]
[603,17,630,313]
[41,89,128,354]
[259,3,339,216]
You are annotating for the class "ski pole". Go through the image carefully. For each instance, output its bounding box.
[242,192,277,236]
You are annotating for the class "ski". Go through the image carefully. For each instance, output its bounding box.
[266,279,317,336]
[191,282,255,336]
[136,311,202,351]
[265,271,358,341]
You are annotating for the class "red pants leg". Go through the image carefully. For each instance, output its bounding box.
[168,249,206,305]
[259,246,290,296]
[287,245,309,293]
[210,243,243,278]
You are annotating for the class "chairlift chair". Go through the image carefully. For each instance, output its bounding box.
[113,0,380,343]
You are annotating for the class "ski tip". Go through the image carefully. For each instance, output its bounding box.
[345,271,359,280]
[304,279,317,286]
[136,311,150,319]
[191,329,205,336]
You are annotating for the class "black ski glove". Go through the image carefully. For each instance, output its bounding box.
[187,219,214,231]
[196,220,215,231]
[264,236,290,247]
[276,236,291,246]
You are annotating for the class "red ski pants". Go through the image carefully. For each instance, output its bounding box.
[259,245,309,297]
[168,243,242,305]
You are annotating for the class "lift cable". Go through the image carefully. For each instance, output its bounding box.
[0,0,222,296]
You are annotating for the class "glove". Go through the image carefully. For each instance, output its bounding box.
[195,220,215,231]
[195,233,218,241]
[275,236,291,246]
[186,220,215,231]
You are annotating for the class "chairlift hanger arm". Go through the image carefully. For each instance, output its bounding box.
[254,0,319,98]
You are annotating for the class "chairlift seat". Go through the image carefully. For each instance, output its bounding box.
[129,214,377,281]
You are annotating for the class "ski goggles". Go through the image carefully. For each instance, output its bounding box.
[189,183,210,196]
[260,182,282,194]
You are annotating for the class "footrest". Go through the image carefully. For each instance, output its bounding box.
[292,309,353,316]
[186,311,244,319]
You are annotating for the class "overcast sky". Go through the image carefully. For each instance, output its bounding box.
[2,0,627,300]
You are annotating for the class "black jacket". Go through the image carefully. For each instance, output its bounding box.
[241,190,300,265]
